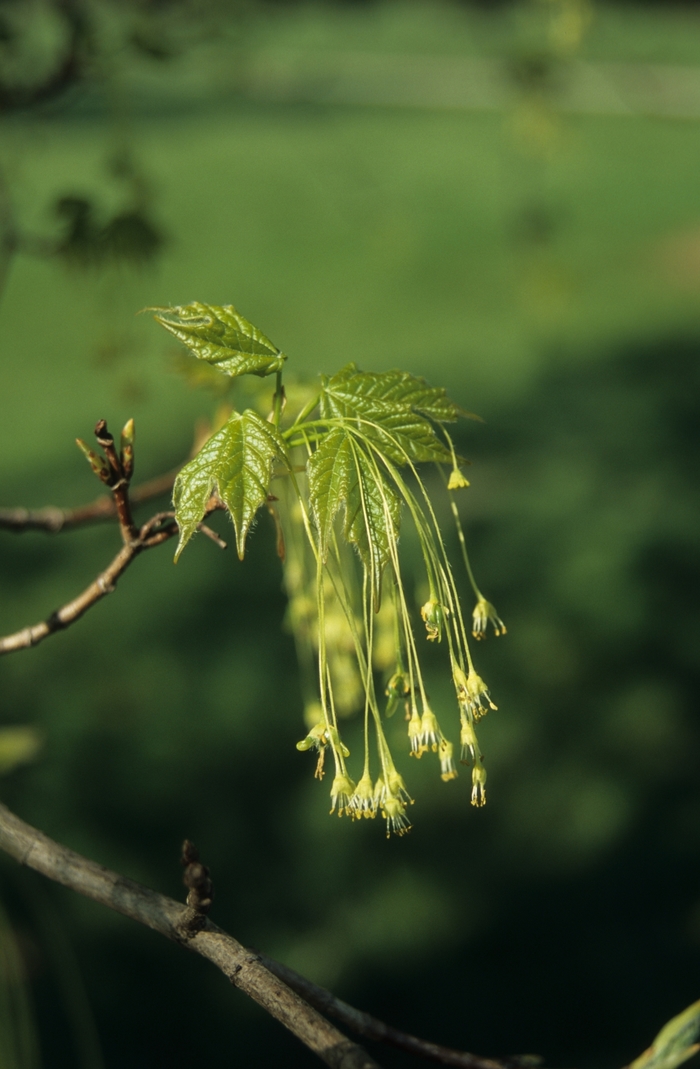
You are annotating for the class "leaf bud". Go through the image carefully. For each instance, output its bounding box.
[120,419,135,481]
[75,439,112,484]
[94,419,113,447]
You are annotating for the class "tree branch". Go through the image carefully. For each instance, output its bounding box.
[0,470,178,534]
[0,514,178,655]
[0,802,381,1069]
[258,955,520,1069]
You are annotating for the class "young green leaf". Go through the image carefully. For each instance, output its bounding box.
[323,364,466,422]
[173,409,285,561]
[307,428,401,604]
[153,302,286,379]
[629,1001,700,1069]
[320,366,455,465]
[344,441,401,605]
[307,427,354,558]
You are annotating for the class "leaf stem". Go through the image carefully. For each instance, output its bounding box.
[273,371,284,429]
[286,393,321,434]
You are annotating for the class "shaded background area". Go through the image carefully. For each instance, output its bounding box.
[1,2,700,1068]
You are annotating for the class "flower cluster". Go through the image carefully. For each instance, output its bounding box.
[280,369,506,836]
[154,300,507,835]
[288,450,506,835]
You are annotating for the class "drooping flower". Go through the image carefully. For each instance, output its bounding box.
[447,467,470,490]
[381,795,411,837]
[387,769,413,806]
[472,596,506,639]
[460,714,479,765]
[385,669,410,717]
[453,664,497,721]
[471,762,487,807]
[438,739,458,782]
[349,771,376,819]
[419,706,441,752]
[296,721,329,779]
[408,708,425,757]
[420,598,446,642]
[330,773,355,816]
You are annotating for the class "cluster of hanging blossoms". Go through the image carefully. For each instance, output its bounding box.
[154,302,506,836]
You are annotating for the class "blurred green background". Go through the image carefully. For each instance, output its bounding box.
[1,1,700,1067]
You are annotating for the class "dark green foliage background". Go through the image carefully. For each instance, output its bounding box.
[1,3,700,1068]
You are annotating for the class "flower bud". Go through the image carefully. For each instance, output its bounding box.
[420,598,445,642]
[385,669,410,717]
[296,722,327,752]
[447,467,470,490]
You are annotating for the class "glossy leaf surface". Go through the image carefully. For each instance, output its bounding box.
[308,426,400,603]
[174,409,284,560]
[323,363,464,422]
[320,364,456,465]
[154,302,286,378]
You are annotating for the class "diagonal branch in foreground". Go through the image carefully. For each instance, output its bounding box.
[259,955,516,1069]
[0,802,380,1069]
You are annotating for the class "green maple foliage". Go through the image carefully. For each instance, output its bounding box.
[155,301,505,835]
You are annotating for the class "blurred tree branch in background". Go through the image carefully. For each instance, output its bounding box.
[0,467,178,534]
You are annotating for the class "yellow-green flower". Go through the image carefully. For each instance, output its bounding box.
[330,773,355,816]
[387,769,413,806]
[296,721,327,752]
[408,708,425,757]
[381,795,411,837]
[349,771,376,819]
[419,706,441,752]
[471,762,487,807]
[439,739,458,782]
[296,721,329,779]
[420,598,445,642]
[460,714,480,765]
[453,664,497,721]
[385,669,410,717]
[472,596,506,639]
[447,467,470,490]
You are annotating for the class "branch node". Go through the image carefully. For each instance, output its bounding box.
[176,906,208,939]
[181,839,214,917]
